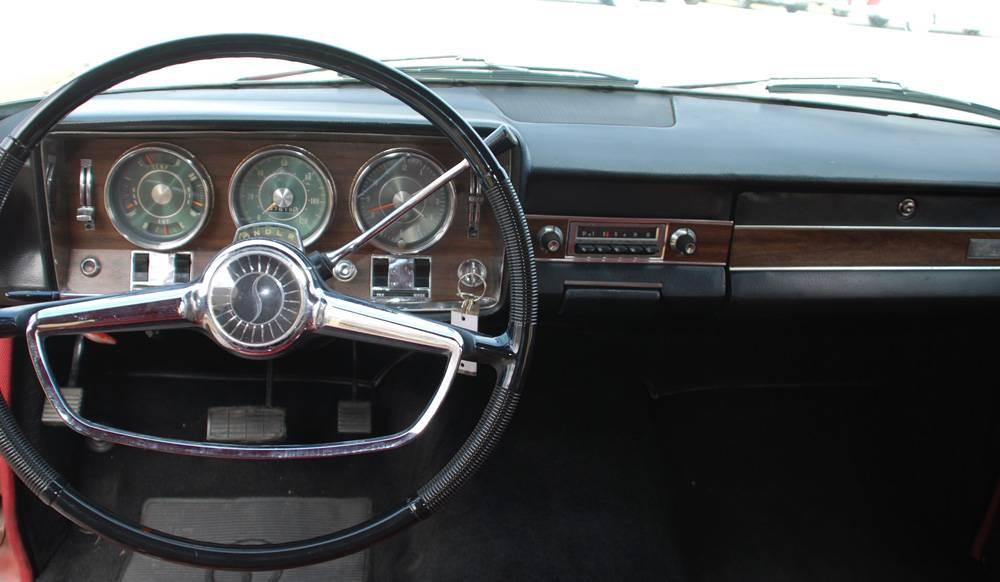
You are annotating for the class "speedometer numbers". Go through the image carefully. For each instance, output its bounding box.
[350,149,456,254]
[228,146,336,247]
[104,144,212,250]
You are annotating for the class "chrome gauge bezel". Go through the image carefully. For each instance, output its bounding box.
[103,143,213,251]
[349,148,457,254]
[227,145,336,247]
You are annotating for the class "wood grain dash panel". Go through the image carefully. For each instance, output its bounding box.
[50,132,505,306]
[526,214,732,265]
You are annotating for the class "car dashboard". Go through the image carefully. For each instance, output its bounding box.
[3,84,1000,313]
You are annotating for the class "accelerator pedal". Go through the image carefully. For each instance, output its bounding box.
[41,387,84,426]
[206,406,286,443]
[337,400,372,435]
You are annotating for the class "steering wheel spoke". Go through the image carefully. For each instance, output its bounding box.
[27,285,195,337]
[318,290,464,357]
[318,289,513,367]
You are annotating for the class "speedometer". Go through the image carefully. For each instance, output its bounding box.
[104,143,212,250]
[350,149,456,254]
[228,146,335,246]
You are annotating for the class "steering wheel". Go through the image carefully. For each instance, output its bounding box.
[0,35,537,570]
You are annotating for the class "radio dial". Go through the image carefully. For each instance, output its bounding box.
[669,228,698,256]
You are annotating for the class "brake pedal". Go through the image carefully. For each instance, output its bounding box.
[41,387,83,426]
[206,406,286,443]
[338,400,372,434]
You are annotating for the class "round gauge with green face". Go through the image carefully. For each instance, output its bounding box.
[228,146,335,246]
[104,144,212,250]
[350,149,456,254]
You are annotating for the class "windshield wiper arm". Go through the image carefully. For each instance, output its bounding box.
[234,55,469,82]
[671,76,891,90]
[765,82,1000,123]
[236,56,637,87]
[395,59,637,87]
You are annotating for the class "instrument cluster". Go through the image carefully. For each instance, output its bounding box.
[55,133,506,312]
[102,142,456,254]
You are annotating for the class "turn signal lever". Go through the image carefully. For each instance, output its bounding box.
[310,125,518,279]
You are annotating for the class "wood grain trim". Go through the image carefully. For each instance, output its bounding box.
[526,215,732,265]
[731,226,1000,268]
[50,133,506,306]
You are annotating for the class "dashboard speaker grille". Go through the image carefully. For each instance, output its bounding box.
[482,87,675,127]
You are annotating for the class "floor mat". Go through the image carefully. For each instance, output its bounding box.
[120,497,371,582]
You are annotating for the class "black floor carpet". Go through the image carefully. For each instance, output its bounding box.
[653,385,993,582]
[121,497,371,582]
[385,333,995,582]
[388,348,687,581]
[25,326,1000,581]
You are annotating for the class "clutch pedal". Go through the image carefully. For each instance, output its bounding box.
[206,406,287,443]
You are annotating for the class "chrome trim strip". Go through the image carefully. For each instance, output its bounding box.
[535,256,726,267]
[735,225,1000,232]
[730,266,1000,272]
[564,280,663,289]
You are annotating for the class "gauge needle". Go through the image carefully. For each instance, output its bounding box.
[263,202,278,213]
[368,202,396,212]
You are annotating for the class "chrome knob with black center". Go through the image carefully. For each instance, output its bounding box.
[669,227,698,256]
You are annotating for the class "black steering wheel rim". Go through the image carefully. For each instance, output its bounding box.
[0,34,537,570]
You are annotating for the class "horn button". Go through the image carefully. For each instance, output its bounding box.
[204,244,308,354]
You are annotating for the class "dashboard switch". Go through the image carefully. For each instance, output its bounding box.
[173,253,192,283]
[333,259,358,283]
[79,256,101,278]
[457,258,487,289]
[132,253,150,283]
[415,258,432,289]
[575,244,596,254]
[669,228,698,256]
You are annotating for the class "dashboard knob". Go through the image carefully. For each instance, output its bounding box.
[669,228,697,256]
[537,225,564,254]
[333,259,358,282]
[457,258,488,288]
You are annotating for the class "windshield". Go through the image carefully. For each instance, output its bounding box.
[6,0,1000,117]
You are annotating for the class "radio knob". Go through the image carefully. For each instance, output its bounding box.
[669,228,697,256]
[537,225,564,254]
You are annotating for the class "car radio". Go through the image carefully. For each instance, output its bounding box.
[527,215,734,266]
[572,224,661,257]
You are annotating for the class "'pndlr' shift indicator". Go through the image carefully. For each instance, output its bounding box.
[577,225,657,240]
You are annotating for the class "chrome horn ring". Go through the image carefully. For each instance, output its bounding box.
[24,236,491,459]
